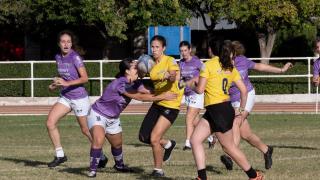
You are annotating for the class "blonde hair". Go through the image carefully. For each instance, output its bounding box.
[232,41,246,56]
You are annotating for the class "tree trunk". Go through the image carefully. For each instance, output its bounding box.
[257,32,276,64]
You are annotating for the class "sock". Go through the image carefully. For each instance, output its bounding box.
[207,135,214,142]
[245,167,257,178]
[164,140,172,149]
[154,168,163,173]
[185,139,191,147]
[55,147,64,158]
[89,148,102,172]
[197,169,207,180]
[111,147,124,167]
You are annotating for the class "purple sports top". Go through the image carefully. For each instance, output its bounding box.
[313,58,320,79]
[229,55,256,102]
[92,77,143,119]
[55,49,88,99]
[179,56,203,96]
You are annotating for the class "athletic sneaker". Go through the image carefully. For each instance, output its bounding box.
[220,155,233,170]
[98,155,108,168]
[151,169,165,177]
[264,145,273,169]
[87,171,96,178]
[249,171,264,180]
[183,145,191,151]
[113,164,134,173]
[48,156,68,167]
[163,140,176,162]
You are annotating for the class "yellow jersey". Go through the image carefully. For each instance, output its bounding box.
[149,55,184,109]
[200,57,241,107]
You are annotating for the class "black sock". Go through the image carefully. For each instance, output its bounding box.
[245,167,257,178]
[197,169,207,180]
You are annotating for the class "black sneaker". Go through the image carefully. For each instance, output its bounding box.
[48,156,68,167]
[264,145,273,169]
[98,155,108,168]
[87,171,96,178]
[220,155,233,170]
[151,169,165,177]
[163,140,176,162]
[183,145,191,151]
[113,164,134,173]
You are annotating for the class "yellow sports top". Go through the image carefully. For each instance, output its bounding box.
[200,57,241,107]
[149,55,184,109]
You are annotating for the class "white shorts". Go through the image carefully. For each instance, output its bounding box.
[87,109,122,135]
[185,93,204,109]
[57,96,90,116]
[231,89,255,113]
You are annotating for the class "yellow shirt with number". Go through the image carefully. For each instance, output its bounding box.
[149,55,184,109]
[200,57,241,107]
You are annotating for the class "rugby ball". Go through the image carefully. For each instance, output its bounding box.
[137,54,155,77]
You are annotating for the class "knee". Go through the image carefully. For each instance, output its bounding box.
[46,117,56,130]
[190,135,200,147]
[150,136,160,147]
[138,133,151,144]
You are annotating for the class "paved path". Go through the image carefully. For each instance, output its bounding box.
[0,103,317,115]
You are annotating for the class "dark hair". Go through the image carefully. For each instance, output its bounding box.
[179,41,191,49]
[115,58,135,78]
[232,41,246,56]
[57,30,85,55]
[219,40,234,71]
[208,40,220,56]
[315,37,320,51]
[151,35,166,47]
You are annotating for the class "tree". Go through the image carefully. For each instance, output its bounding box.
[226,0,320,63]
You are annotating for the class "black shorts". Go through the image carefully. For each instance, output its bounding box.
[202,101,235,133]
[138,103,179,144]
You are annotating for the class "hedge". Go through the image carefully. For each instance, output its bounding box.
[0,61,316,97]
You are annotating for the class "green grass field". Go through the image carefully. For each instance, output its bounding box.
[0,114,320,180]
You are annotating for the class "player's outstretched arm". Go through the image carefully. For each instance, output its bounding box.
[123,91,177,102]
[254,62,293,73]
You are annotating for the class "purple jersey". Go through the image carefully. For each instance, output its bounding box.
[229,55,256,102]
[179,56,203,96]
[55,50,88,99]
[92,77,143,119]
[313,58,320,78]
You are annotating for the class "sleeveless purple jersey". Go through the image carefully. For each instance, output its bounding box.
[55,50,88,99]
[313,58,320,78]
[179,56,203,96]
[92,77,143,119]
[229,55,256,102]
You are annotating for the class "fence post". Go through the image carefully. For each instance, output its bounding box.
[31,61,34,98]
[100,61,103,96]
[308,57,311,94]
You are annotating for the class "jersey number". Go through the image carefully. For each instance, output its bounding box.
[222,78,228,94]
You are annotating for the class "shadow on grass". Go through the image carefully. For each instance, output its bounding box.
[206,165,222,174]
[0,156,47,167]
[272,145,319,150]
[58,167,87,176]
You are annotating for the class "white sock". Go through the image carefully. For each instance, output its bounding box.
[164,140,172,149]
[154,168,163,172]
[185,139,191,147]
[207,135,214,142]
[55,147,64,158]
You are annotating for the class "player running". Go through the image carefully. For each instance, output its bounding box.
[46,30,107,168]
[219,41,292,170]
[178,41,216,150]
[87,58,177,177]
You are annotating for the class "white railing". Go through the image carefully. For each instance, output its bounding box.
[0,57,317,97]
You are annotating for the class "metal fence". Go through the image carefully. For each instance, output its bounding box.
[0,57,317,97]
